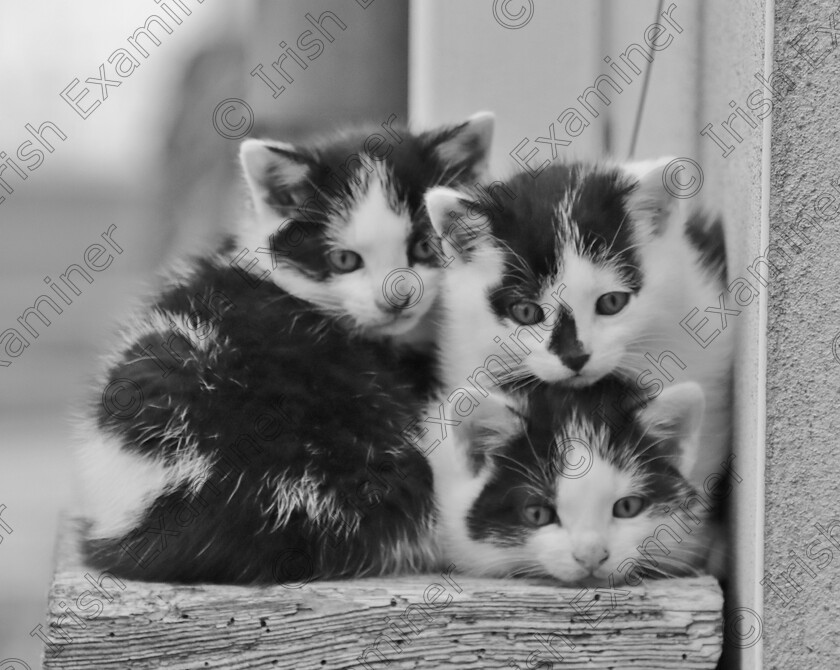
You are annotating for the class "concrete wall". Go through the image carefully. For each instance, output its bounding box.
[763,1,840,667]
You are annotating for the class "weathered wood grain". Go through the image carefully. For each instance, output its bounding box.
[43,519,723,669]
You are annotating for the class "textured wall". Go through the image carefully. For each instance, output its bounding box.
[764,1,840,667]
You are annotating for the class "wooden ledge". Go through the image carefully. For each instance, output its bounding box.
[42,519,723,668]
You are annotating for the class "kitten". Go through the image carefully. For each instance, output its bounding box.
[427,378,715,585]
[422,159,734,493]
[78,112,494,583]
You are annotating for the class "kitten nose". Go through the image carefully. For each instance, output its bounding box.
[562,352,590,372]
[572,546,609,571]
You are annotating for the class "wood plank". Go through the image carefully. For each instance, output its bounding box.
[42,518,723,669]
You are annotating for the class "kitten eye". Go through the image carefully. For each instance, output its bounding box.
[327,249,363,273]
[595,291,631,315]
[509,301,545,325]
[612,496,646,518]
[522,504,556,527]
[411,237,437,263]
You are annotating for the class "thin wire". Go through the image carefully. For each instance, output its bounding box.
[627,0,666,159]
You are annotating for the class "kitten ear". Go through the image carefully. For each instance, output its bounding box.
[463,393,524,466]
[636,382,705,477]
[471,392,524,438]
[622,156,682,237]
[239,139,312,219]
[423,111,495,180]
[424,187,489,260]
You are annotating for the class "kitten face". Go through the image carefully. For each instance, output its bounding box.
[238,113,494,342]
[508,248,645,386]
[426,160,686,384]
[459,380,709,585]
[310,169,440,337]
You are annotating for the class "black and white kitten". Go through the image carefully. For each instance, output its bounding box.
[78,113,494,583]
[427,377,714,585]
[423,160,734,494]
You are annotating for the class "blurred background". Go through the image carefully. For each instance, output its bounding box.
[0,1,761,666]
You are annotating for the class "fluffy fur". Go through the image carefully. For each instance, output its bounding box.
[78,113,495,583]
[424,159,734,493]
